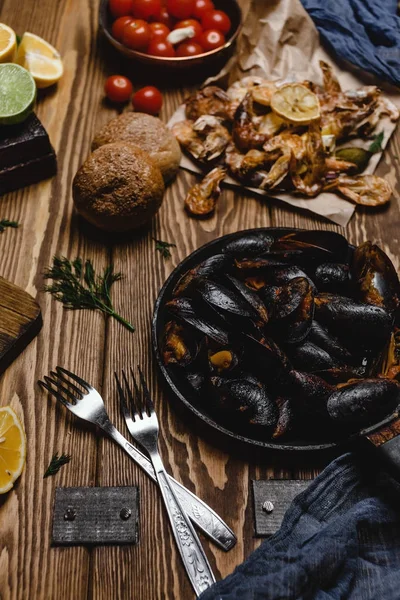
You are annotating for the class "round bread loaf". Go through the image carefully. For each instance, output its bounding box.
[91,112,181,183]
[72,142,165,232]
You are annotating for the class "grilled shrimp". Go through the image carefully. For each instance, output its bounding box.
[290,122,326,197]
[225,145,271,187]
[172,116,230,163]
[232,93,270,152]
[324,174,392,206]
[258,133,305,190]
[184,167,226,217]
[185,86,231,121]
[172,120,205,160]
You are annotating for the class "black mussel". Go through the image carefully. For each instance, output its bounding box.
[162,320,199,367]
[314,263,351,293]
[271,230,349,264]
[263,277,311,321]
[284,370,334,418]
[272,397,294,439]
[185,370,207,392]
[269,278,315,344]
[223,233,274,257]
[211,376,279,430]
[268,265,316,291]
[287,341,339,372]
[308,320,353,364]
[313,367,364,385]
[166,297,229,345]
[234,257,288,276]
[314,293,394,351]
[351,241,400,313]
[209,349,239,374]
[327,378,400,429]
[225,275,268,325]
[196,279,255,319]
[242,334,291,380]
[173,254,231,296]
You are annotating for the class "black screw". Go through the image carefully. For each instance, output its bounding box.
[64,507,76,521]
[120,507,132,520]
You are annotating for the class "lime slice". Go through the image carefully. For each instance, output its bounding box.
[0,63,36,125]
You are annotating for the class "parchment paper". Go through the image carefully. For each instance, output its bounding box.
[168,0,400,227]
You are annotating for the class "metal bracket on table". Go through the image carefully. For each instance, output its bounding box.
[252,479,312,536]
[52,486,139,546]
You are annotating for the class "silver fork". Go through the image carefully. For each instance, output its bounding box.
[38,367,236,553]
[115,367,215,596]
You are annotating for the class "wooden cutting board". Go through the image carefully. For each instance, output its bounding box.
[0,276,42,374]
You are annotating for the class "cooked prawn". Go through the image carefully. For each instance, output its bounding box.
[185,86,231,122]
[324,174,392,206]
[184,167,226,217]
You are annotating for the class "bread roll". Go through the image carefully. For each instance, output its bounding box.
[72,142,165,232]
[91,112,181,183]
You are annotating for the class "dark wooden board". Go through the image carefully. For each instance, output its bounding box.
[0,276,42,374]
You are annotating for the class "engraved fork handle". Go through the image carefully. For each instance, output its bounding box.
[100,422,236,552]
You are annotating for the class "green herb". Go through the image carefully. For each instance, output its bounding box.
[44,453,71,478]
[44,257,134,331]
[368,131,384,154]
[0,219,19,233]
[16,34,22,46]
[153,238,176,259]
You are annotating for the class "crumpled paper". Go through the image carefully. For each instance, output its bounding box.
[168,0,400,227]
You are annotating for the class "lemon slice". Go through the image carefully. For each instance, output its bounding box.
[0,24,16,63]
[0,406,26,494]
[16,32,63,88]
[271,84,320,124]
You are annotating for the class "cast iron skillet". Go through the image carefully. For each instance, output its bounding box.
[152,227,399,452]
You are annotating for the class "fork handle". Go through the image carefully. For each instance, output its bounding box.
[152,456,216,596]
[104,425,236,552]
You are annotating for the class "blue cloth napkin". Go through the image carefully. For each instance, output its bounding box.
[200,452,400,600]
[299,0,400,85]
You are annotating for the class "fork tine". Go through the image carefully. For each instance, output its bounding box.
[43,375,79,404]
[137,366,154,415]
[115,373,130,419]
[38,379,71,409]
[50,370,84,399]
[56,367,92,392]
[122,369,141,420]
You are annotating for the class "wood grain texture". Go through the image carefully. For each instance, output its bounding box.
[0,0,399,598]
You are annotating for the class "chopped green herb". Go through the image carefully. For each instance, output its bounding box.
[153,238,176,260]
[0,219,19,233]
[16,34,22,46]
[368,131,384,154]
[44,453,71,478]
[44,256,134,331]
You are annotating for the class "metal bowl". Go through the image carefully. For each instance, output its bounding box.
[152,227,347,452]
[99,0,242,73]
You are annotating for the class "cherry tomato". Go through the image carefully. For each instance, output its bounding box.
[166,0,195,20]
[108,0,133,18]
[149,22,170,40]
[176,41,203,57]
[104,75,133,103]
[122,19,151,50]
[131,0,161,19]
[111,16,133,41]
[201,10,231,35]
[199,28,225,51]
[147,39,175,56]
[157,6,176,29]
[132,86,163,115]
[174,19,203,43]
[192,0,214,19]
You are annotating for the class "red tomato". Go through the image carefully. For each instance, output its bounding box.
[132,86,163,115]
[192,0,214,19]
[201,10,231,35]
[109,0,133,18]
[122,19,151,50]
[149,22,170,40]
[111,16,133,41]
[166,0,195,19]
[147,39,175,56]
[104,75,133,103]
[199,28,225,51]
[174,19,203,43]
[131,0,161,19]
[176,41,203,57]
[158,6,176,28]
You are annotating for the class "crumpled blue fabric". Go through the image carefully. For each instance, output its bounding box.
[299,0,400,85]
[200,453,400,600]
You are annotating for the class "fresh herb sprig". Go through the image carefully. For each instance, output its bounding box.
[0,219,19,233]
[44,453,71,478]
[44,257,134,331]
[153,238,176,259]
[368,131,384,154]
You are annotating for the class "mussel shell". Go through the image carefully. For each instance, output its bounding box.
[196,279,256,319]
[351,241,400,312]
[166,297,229,346]
[268,265,316,291]
[234,257,288,276]
[327,378,400,428]
[308,320,353,364]
[269,278,315,344]
[314,293,394,351]
[225,275,268,325]
[223,233,274,257]
[287,341,339,372]
[312,368,364,385]
[284,369,334,418]
[162,320,199,367]
[272,397,294,439]
[314,263,351,293]
[173,254,232,296]
[263,277,311,321]
[242,334,291,380]
[271,230,350,264]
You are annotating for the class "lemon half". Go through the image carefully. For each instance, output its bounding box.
[16,32,63,88]
[0,23,17,63]
[0,406,26,494]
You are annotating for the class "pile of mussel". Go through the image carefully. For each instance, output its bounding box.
[161,230,400,443]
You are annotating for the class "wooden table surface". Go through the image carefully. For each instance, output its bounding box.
[0,0,399,598]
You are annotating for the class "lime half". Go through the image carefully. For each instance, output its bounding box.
[0,63,36,125]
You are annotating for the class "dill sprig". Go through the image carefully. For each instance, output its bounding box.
[44,256,134,332]
[0,219,19,233]
[368,131,384,154]
[153,238,176,259]
[44,453,71,478]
